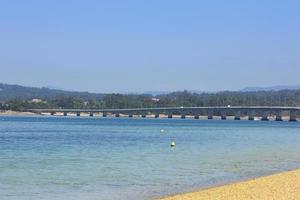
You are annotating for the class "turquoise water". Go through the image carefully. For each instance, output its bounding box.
[1,116,300,200]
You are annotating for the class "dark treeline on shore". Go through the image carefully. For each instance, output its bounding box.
[1,90,300,111]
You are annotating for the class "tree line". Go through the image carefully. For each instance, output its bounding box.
[1,90,300,111]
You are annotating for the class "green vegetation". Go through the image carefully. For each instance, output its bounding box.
[1,83,300,111]
[1,89,300,111]
[0,83,104,101]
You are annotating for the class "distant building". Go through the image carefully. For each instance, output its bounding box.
[29,99,43,103]
[151,98,160,102]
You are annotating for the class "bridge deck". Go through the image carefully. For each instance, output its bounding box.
[28,106,300,113]
[27,106,300,121]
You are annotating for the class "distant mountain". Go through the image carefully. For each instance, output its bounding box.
[0,83,104,101]
[241,85,300,92]
[144,90,205,96]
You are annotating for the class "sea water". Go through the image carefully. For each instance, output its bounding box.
[1,116,300,200]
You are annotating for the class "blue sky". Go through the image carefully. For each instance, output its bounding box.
[0,0,299,93]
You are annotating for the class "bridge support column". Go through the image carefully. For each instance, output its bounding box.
[275,111,282,121]
[89,112,93,117]
[289,110,297,122]
[208,110,213,120]
[234,110,241,120]
[76,112,80,117]
[248,110,255,120]
[221,110,226,120]
[261,111,269,121]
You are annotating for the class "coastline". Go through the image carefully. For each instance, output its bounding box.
[157,169,300,200]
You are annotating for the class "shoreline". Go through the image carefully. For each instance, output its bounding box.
[157,168,300,200]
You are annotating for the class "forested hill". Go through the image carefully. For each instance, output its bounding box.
[0,83,104,101]
[0,83,300,111]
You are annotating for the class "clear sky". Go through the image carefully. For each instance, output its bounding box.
[0,0,299,93]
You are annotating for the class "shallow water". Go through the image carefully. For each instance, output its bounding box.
[0,116,300,200]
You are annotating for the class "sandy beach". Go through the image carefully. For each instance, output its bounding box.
[0,110,37,116]
[158,169,300,200]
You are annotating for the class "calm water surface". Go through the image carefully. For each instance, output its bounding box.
[1,116,300,200]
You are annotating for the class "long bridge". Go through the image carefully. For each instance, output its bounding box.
[28,106,300,121]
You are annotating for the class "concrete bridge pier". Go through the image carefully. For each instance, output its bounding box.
[221,110,227,120]
[208,110,213,120]
[181,113,186,119]
[28,107,300,122]
[248,110,255,120]
[275,111,283,121]
[261,111,269,121]
[234,110,241,120]
[289,110,297,122]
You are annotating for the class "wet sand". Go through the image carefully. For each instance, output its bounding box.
[158,169,300,200]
